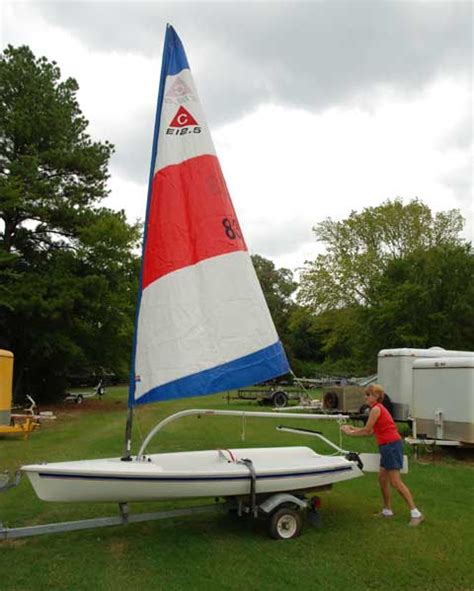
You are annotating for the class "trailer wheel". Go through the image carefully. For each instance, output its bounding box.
[269,508,302,540]
[272,391,288,408]
[75,394,84,404]
[323,391,339,410]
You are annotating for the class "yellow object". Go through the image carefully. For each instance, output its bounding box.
[0,350,38,438]
[0,418,38,438]
[0,349,14,425]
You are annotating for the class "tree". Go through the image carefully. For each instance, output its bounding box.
[251,254,297,350]
[295,198,469,374]
[288,304,372,376]
[364,244,474,356]
[0,46,140,400]
[298,198,465,313]
[287,306,324,363]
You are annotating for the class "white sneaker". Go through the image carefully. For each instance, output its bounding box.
[408,515,425,527]
[374,511,394,518]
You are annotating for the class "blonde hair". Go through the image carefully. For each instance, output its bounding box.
[365,384,385,402]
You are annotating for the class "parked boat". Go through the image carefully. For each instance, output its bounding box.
[23,445,361,503]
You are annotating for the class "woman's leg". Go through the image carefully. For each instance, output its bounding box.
[387,470,416,510]
[379,468,392,509]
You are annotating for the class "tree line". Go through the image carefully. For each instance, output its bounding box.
[260,200,473,378]
[1,45,472,401]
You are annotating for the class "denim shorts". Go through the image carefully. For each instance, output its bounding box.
[379,439,403,470]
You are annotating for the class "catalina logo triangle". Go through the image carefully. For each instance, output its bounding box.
[169,106,199,128]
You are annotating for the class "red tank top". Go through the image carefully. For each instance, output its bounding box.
[373,402,401,446]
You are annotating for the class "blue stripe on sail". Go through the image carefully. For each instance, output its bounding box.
[166,25,190,75]
[133,341,289,406]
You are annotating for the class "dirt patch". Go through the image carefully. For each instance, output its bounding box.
[415,445,474,466]
[3,539,28,548]
[107,538,129,558]
[39,398,127,420]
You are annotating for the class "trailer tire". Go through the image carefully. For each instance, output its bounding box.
[269,507,302,540]
[272,391,288,408]
[323,391,339,410]
[75,394,84,404]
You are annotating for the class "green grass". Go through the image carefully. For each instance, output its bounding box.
[1,387,473,591]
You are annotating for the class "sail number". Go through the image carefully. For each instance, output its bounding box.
[222,218,242,240]
[166,127,202,135]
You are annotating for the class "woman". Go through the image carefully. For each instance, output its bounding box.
[341,384,424,526]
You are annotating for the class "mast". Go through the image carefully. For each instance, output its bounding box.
[121,408,133,461]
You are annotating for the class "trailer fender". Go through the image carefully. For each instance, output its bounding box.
[259,493,307,515]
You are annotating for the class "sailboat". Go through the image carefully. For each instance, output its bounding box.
[21,26,362,511]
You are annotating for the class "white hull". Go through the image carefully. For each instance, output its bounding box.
[22,446,362,503]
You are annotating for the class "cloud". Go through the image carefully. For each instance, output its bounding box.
[213,79,472,269]
[32,1,472,126]
[3,0,472,272]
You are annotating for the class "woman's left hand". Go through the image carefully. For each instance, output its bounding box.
[340,424,353,435]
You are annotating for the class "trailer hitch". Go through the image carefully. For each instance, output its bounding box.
[0,471,22,492]
[344,452,364,471]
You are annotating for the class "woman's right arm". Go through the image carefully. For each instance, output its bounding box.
[341,405,380,436]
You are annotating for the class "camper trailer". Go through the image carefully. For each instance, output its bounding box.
[377,348,474,445]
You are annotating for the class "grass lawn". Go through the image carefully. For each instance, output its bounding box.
[1,386,473,591]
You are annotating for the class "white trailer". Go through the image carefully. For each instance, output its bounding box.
[377,347,474,446]
[412,357,474,444]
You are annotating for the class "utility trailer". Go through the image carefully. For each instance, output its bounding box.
[410,357,474,444]
[231,387,305,408]
[321,386,367,414]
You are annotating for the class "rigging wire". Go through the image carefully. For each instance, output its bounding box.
[134,408,146,448]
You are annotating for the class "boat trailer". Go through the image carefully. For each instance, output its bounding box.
[0,478,326,541]
[64,380,106,404]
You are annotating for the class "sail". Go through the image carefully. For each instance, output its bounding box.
[129,25,289,406]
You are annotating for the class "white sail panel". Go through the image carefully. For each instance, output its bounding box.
[133,252,280,402]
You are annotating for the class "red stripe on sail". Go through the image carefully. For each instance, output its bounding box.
[142,154,247,288]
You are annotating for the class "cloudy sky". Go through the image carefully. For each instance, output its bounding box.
[2,1,472,272]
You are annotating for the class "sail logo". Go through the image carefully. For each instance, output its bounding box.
[166,106,202,136]
[169,106,198,127]
[165,78,195,101]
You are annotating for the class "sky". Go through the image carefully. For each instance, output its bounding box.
[2,0,472,273]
